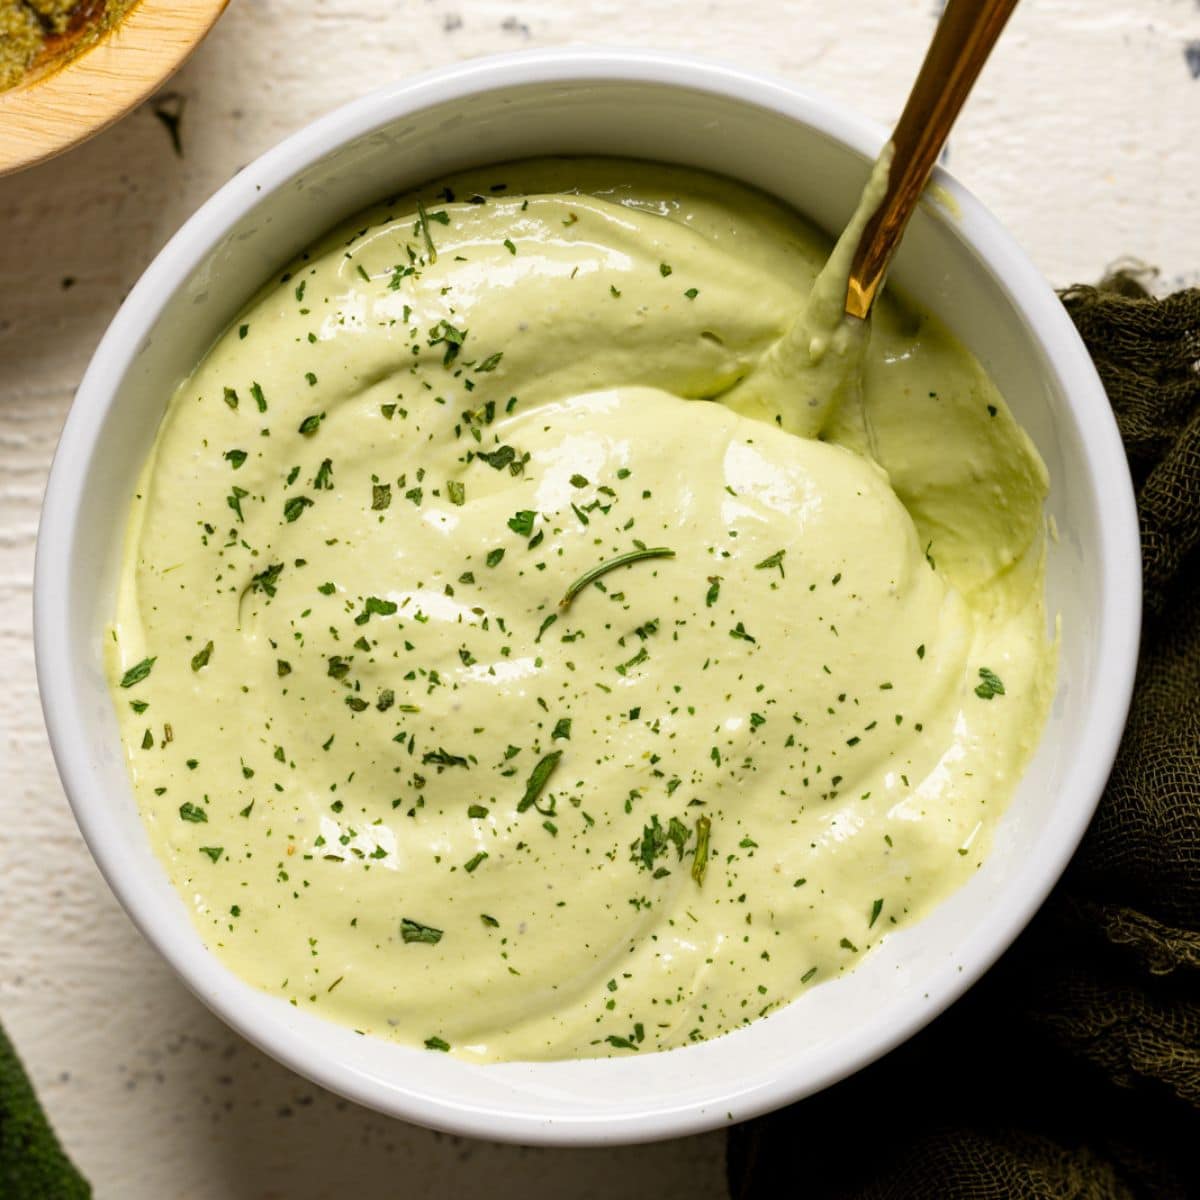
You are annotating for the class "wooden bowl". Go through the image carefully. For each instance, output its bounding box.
[0,0,230,177]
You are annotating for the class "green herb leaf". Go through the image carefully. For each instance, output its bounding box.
[476,445,516,471]
[975,667,1006,699]
[755,549,786,577]
[199,846,224,863]
[401,918,443,945]
[551,717,572,741]
[422,748,469,769]
[190,641,213,671]
[226,485,249,523]
[224,449,247,469]
[447,480,466,506]
[178,802,207,823]
[298,413,323,436]
[249,563,284,597]
[424,1035,451,1051]
[416,198,439,263]
[518,750,563,813]
[691,815,711,886]
[284,495,313,523]
[120,658,156,689]
[507,510,536,537]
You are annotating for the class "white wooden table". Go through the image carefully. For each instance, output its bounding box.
[2,2,1197,1195]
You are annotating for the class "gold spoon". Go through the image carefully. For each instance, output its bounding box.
[845,0,1020,320]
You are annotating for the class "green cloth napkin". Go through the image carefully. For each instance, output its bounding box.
[728,276,1200,1199]
[0,1022,89,1198]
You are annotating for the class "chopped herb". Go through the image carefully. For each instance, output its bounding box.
[178,802,207,823]
[372,483,392,510]
[475,352,503,373]
[507,509,536,536]
[199,847,224,863]
[284,495,313,523]
[227,486,248,522]
[249,563,284,597]
[476,445,517,471]
[190,641,213,671]
[313,458,333,490]
[691,816,711,885]
[298,414,323,436]
[755,549,786,577]
[415,198,439,263]
[684,288,699,299]
[974,667,1006,699]
[224,449,247,469]
[401,918,443,944]
[464,852,488,873]
[223,387,238,410]
[705,576,721,607]
[518,750,562,813]
[869,898,884,927]
[429,320,467,366]
[424,1036,451,1052]
[250,382,267,412]
[551,717,572,741]
[659,263,673,277]
[422,748,469,769]
[486,548,505,568]
[120,658,156,689]
[447,480,466,506]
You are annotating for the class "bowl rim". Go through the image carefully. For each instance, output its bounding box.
[34,47,1142,1145]
[0,0,230,178]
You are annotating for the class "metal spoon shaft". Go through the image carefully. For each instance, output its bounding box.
[844,0,1020,319]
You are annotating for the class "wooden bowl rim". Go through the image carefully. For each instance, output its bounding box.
[0,0,230,177]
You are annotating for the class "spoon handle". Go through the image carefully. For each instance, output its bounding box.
[844,0,1020,319]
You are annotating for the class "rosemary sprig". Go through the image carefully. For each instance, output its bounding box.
[559,546,675,609]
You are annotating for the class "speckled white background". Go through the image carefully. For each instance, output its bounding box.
[2,2,1198,1196]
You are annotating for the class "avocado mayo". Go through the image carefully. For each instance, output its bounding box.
[108,158,1054,1060]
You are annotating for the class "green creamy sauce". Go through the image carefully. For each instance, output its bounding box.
[109,158,1055,1061]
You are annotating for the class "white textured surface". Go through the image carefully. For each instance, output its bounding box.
[1,2,1197,1196]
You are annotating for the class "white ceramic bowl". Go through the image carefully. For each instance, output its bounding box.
[35,49,1140,1146]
